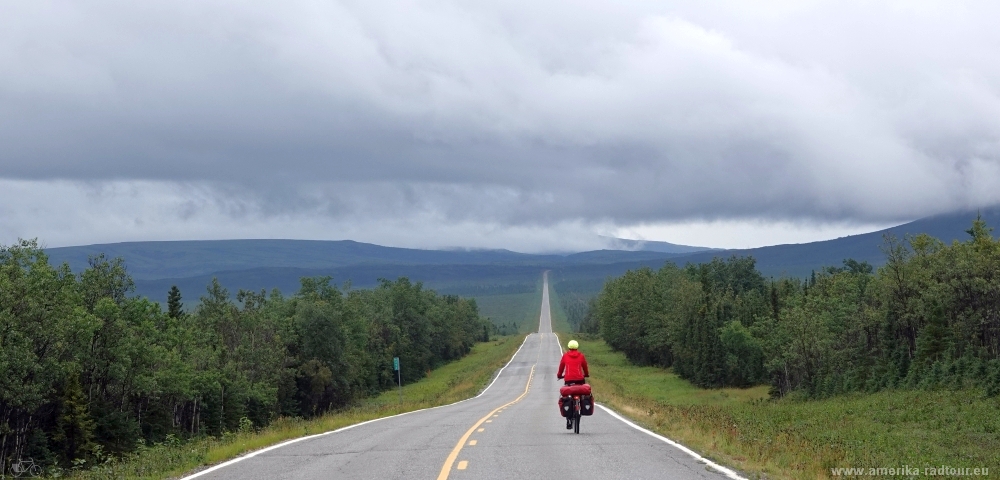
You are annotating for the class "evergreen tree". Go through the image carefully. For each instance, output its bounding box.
[53,375,96,465]
[167,285,185,319]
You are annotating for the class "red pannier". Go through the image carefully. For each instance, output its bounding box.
[557,384,596,417]
[559,384,592,396]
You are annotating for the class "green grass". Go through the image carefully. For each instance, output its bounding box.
[545,281,573,334]
[566,336,1000,480]
[580,339,768,406]
[62,335,527,480]
[473,277,542,333]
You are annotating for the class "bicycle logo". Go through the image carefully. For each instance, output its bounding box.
[7,458,41,478]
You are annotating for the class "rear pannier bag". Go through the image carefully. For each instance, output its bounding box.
[558,396,572,417]
[557,383,596,417]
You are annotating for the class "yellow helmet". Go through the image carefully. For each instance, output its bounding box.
[567,340,579,350]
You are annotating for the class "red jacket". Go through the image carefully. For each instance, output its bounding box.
[557,350,589,382]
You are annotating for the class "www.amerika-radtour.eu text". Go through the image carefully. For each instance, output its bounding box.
[831,466,989,477]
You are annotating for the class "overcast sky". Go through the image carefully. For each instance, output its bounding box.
[2,1,999,251]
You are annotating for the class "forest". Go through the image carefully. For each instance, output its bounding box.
[0,240,491,471]
[593,217,1000,398]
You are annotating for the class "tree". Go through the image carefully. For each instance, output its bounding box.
[0,238,497,470]
[1,239,90,470]
[80,254,133,312]
[167,285,185,319]
[53,374,96,465]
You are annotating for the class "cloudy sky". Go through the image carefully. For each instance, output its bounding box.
[2,1,999,251]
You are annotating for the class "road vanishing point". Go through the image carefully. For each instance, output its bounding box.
[184,272,744,480]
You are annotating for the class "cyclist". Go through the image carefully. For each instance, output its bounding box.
[557,339,589,429]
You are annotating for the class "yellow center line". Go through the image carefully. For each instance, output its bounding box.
[436,364,535,480]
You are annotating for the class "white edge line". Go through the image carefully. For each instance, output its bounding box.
[551,333,745,480]
[597,405,747,480]
[180,334,532,480]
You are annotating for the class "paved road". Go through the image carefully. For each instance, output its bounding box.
[186,272,742,480]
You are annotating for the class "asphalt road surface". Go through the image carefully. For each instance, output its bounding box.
[185,272,743,480]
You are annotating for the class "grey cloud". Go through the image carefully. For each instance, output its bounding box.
[2,0,1000,241]
[0,179,613,252]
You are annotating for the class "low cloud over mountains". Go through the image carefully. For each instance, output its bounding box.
[3,1,999,249]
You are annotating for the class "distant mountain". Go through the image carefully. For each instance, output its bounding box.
[668,207,1000,278]
[44,239,683,301]
[43,207,1000,303]
[133,263,549,302]
[44,239,557,280]
[44,237,704,281]
[599,236,717,254]
[561,249,691,263]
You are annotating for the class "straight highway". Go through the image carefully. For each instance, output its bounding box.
[184,272,742,480]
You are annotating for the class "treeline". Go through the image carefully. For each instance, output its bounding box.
[441,283,536,296]
[558,293,599,334]
[0,240,491,471]
[493,321,520,336]
[595,218,1000,398]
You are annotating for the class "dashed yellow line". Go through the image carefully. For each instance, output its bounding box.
[436,364,535,480]
[468,440,477,446]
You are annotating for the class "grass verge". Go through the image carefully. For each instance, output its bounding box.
[563,336,1000,480]
[63,334,527,480]
[545,280,572,334]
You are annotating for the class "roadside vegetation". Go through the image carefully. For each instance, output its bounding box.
[553,216,1000,478]
[595,217,1000,397]
[472,279,542,335]
[67,334,525,479]
[544,283,573,334]
[571,338,1000,479]
[0,239,506,477]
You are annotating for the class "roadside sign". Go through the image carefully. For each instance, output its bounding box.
[393,357,402,404]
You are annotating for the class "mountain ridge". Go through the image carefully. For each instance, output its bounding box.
[667,206,1000,277]
[41,208,1000,302]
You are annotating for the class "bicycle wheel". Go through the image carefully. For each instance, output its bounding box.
[29,464,42,477]
[573,412,580,434]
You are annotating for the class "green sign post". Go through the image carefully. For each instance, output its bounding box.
[393,357,401,404]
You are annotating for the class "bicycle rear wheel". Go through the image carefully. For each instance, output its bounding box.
[573,412,580,434]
